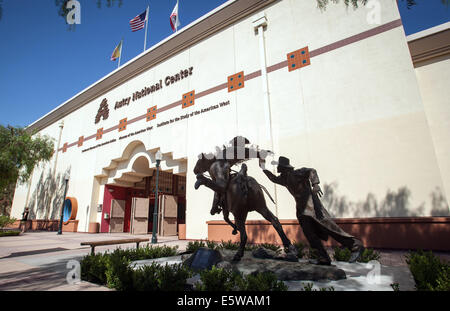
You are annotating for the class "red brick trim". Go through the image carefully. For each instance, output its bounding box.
[207,216,450,251]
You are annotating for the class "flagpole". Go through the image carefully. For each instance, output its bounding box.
[144,6,149,51]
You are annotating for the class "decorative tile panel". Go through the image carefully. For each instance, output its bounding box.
[147,106,157,121]
[227,71,245,92]
[119,118,127,132]
[96,128,103,140]
[287,47,311,72]
[182,91,195,109]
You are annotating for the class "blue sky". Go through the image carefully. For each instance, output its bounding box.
[0,0,448,128]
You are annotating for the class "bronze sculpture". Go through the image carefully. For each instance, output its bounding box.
[260,156,364,265]
[193,137,297,262]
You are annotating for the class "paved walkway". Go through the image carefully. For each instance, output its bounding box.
[1,232,449,291]
[0,231,190,291]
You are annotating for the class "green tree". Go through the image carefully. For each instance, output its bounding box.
[0,125,54,215]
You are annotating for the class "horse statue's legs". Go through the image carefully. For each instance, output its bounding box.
[232,214,248,262]
[258,207,298,257]
[222,208,238,235]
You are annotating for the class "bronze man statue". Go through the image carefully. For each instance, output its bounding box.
[260,156,364,265]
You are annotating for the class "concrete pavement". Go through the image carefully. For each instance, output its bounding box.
[1,231,449,291]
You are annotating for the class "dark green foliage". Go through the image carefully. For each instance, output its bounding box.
[333,246,351,261]
[0,215,16,229]
[197,266,287,291]
[390,283,400,291]
[301,282,335,291]
[197,265,241,291]
[0,125,54,193]
[333,246,380,263]
[80,245,180,290]
[0,230,21,237]
[156,263,192,291]
[359,248,381,263]
[80,252,109,284]
[292,241,306,259]
[219,240,240,250]
[406,250,450,291]
[105,249,133,291]
[307,247,321,260]
[241,272,288,291]
[131,264,159,291]
[186,240,207,253]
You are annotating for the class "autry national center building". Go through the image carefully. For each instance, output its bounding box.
[10,0,450,250]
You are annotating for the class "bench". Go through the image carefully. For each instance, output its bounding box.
[80,238,150,255]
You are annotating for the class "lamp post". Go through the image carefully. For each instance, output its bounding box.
[151,150,162,244]
[57,173,70,235]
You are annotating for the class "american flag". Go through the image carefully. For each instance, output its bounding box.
[129,9,148,32]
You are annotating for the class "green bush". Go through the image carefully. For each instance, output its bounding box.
[333,246,380,263]
[406,250,450,291]
[197,266,287,291]
[220,240,240,250]
[333,247,351,261]
[131,263,159,291]
[157,263,193,291]
[105,249,133,291]
[186,240,207,253]
[292,241,306,259]
[0,230,21,237]
[241,272,288,291]
[359,248,381,263]
[301,283,335,291]
[0,215,16,229]
[197,265,241,291]
[80,245,180,290]
[80,252,109,285]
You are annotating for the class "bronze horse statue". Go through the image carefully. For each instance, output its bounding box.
[193,147,297,262]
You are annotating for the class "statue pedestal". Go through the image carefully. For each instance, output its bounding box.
[62,220,79,232]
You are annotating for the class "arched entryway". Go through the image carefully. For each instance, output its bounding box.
[95,141,187,236]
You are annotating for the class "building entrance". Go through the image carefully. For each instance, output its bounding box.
[100,172,186,235]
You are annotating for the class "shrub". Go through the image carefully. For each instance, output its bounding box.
[127,244,178,261]
[241,272,288,291]
[301,283,334,291]
[197,265,241,291]
[197,266,287,291]
[333,247,351,261]
[333,246,380,263]
[186,240,207,253]
[406,250,450,291]
[131,263,159,291]
[0,215,16,229]
[358,248,381,263]
[105,249,134,291]
[307,247,320,260]
[220,240,240,250]
[157,263,193,291]
[292,241,306,259]
[0,230,20,237]
[80,252,109,285]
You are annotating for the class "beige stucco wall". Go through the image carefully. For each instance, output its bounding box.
[414,54,450,216]
[11,0,448,239]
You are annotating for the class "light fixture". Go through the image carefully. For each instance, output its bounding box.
[155,150,163,162]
